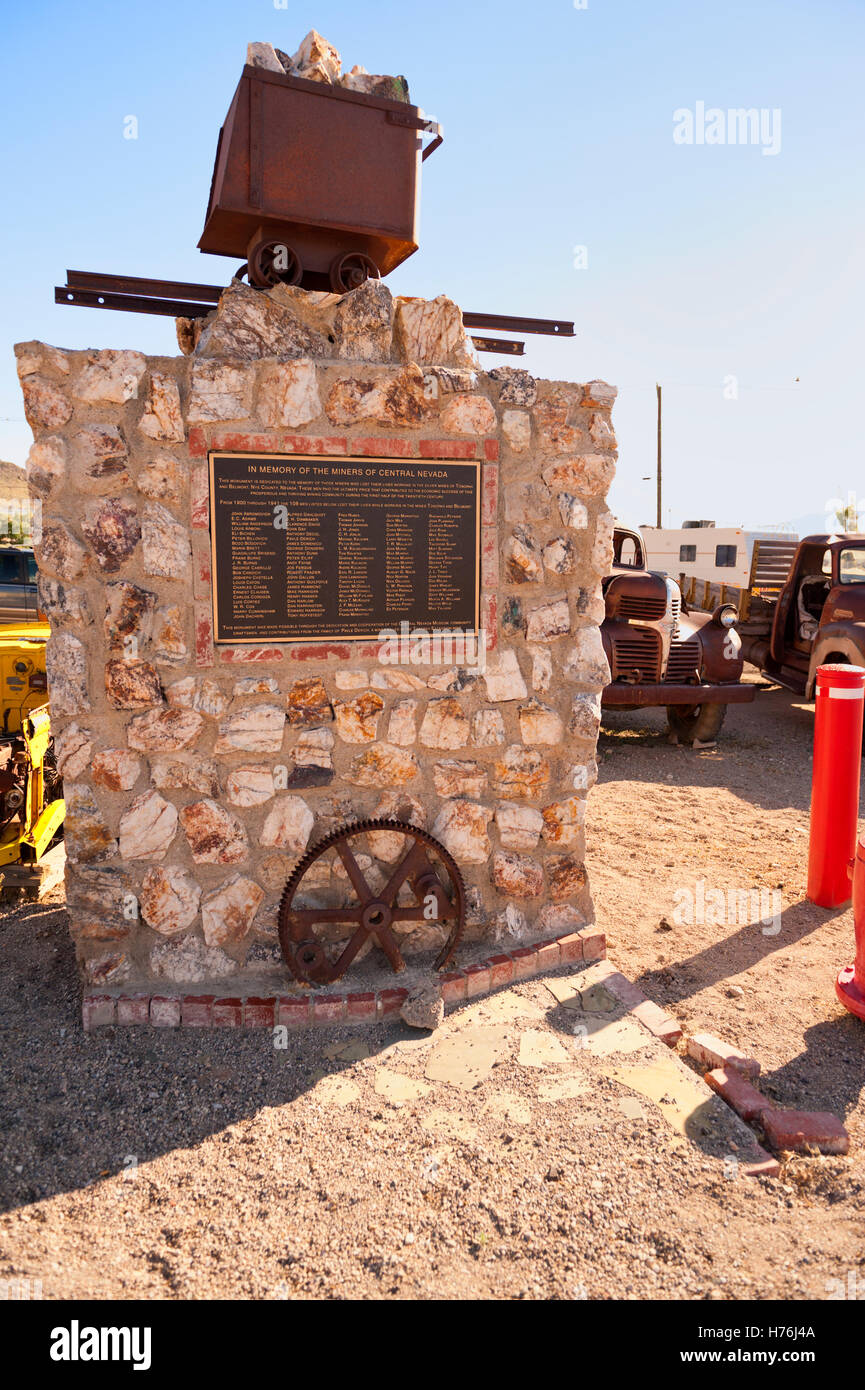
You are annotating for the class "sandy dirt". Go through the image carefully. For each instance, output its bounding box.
[591,668,865,1149]
[2,666,865,1302]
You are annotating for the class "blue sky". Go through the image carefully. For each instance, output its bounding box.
[2,0,863,531]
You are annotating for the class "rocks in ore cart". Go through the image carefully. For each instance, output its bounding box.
[246,33,410,103]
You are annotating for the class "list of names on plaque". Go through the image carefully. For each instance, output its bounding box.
[209,453,480,643]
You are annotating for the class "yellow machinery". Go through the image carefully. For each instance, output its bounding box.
[0,623,64,869]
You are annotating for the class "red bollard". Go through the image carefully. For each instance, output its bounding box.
[807,663,865,908]
[836,838,865,1019]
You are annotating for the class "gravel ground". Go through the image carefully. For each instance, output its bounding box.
[1,666,865,1302]
[592,668,865,1148]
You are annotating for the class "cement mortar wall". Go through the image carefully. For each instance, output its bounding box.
[16,281,616,997]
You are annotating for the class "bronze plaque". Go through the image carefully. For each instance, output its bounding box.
[209,452,481,643]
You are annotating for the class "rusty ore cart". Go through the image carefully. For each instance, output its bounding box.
[198,64,443,293]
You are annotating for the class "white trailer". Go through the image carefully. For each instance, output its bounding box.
[641,524,798,590]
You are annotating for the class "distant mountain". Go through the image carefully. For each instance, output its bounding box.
[0,461,28,499]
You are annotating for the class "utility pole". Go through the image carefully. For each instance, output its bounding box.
[656,383,662,528]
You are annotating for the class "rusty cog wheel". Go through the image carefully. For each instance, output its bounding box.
[278,819,466,985]
[328,251,380,293]
[248,238,303,288]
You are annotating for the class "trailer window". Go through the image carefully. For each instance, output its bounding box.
[679,544,696,562]
[715,545,737,567]
[839,548,865,583]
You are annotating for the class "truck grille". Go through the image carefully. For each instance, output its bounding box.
[612,628,662,682]
[617,594,667,620]
[666,637,701,684]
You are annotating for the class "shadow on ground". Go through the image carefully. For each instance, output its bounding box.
[0,899,412,1215]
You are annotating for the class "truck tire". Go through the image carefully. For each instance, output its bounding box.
[666,703,727,745]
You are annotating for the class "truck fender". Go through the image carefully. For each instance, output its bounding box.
[806,624,865,699]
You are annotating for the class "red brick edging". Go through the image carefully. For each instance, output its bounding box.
[82,925,606,1031]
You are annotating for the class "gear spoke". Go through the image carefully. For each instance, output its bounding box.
[380,839,431,904]
[335,837,373,903]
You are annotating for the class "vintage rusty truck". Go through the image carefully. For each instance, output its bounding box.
[601,526,755,743]
[680,532,865,699]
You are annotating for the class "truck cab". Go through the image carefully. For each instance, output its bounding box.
[601,526,755,744]
[747,535,865,697]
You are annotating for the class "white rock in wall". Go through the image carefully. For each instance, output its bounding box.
[201,875,265,948]
[46,632,90,715]
[440,394,496,435]
[371,670,428,691]
[542,455,615,498]
[418,697,470,749]
[482,650,527,702]
[166,675,229,718]
[260,795,314,853]
[494,803,544,851]
[293,726,334,767]
[226,765,276,807]
[531,647,553,694]
[591,509,615,575]
[139,866,201,935]
[37,523,87,582]
[386,699,417,746]
[180,799,248,864]
[562,627,611,687]
[394,295,477,368]
[187,360,253,423]
[502,409,531,452]
[525,595,570,643]
[257,360,322,427]
[92,748,141,791]
[557,493,588,530]
[127,708,203,752]
[432,798,492,865]
[334,691,384,743]
[150,933,238,982]
[215,704,285,753]
[234,676,280,695]
[569,692,602,742]
[55,723,92,780]
[21,375,72,429]
[138,373,184,442]
[15,342,70,378]
[74,349,146,404]
[471,708,505,746]
[541,796,586,847]
[118,789,178,861]
[137,453,184,502]
[518,699,565,746]
[570,759,598,791]
[26,435,66,494]
[142,502,191,579]
[432,760,487,799]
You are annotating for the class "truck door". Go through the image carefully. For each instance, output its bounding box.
[771,543,830,668]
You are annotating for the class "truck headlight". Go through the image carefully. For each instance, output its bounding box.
[713,603,738,629]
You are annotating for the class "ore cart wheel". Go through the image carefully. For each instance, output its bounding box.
[667,703,727,746]
[278,818,465,985]
[248,239,303,289]
[329,251,380,293]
